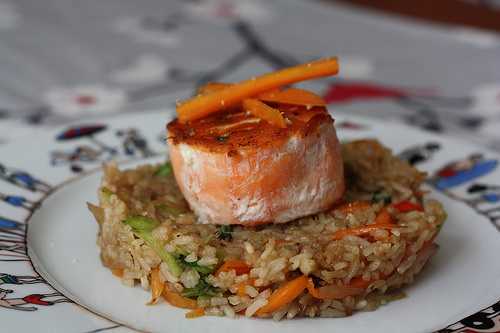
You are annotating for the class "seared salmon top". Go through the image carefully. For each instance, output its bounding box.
[167,104,333,153]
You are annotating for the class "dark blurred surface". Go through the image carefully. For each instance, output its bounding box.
[334,0,500,32]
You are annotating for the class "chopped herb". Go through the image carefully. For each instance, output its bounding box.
[215,225,233,241]
[176,254,215,275]
[123,216,182,277]
[154,162,173,177]
[182,279,219,298]
[372,190,392,204]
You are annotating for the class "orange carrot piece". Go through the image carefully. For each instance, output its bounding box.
[393,201,424,213]
[176,57,339,123]
[332,223,395,241]
[258,88,326,107]
[256,275,308,315]
[332,208,395,241]
[374,208,393,225]
[111,268,124,278]
[216,259,251,276]
[335,201,371,215]
[162,286,198,309]
[185,308,205,319]
[243,99,287,128]
[147,267,165,305]
[197,82,231,95]
[235,278,257,297]
[347,276,373,289]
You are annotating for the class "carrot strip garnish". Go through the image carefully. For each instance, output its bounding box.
[177,57,339,123]
[216,260,251,276]
[243,99,287,128]
[185,307,205,319]
[258,88,326,107]
[335,201,371,215]
[256,275,308,315]
[162,286,198,309]
[393,201,424,213]
[197,82,231,95]
[147,267,165,305]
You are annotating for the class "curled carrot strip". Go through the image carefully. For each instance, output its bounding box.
[332,207,395,240]
[147,267,165,305]
[162,286,198,309]
[243,99,287,128]
[177,57,339,123]
[256,275,308,315]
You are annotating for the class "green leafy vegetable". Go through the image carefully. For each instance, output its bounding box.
[215,225,233,241]
[182,279,219,298]
[372,190,392,204]
[155,162,173,177]
[176,254,215,275]
[123,216,182,277]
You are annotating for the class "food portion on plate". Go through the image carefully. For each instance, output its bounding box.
[88,58,447,319]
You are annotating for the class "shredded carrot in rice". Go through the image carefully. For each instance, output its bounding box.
[256,275,309,315]
[234,278,257,297]
[332,208,395,240]
[162,286,198,309]
[147,267,164,305]
[216,260,251,276]
[111,268,124,278]
[185,308,205,318]
[393,200,424,212]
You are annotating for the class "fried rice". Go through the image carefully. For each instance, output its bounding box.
[88,139,447,319]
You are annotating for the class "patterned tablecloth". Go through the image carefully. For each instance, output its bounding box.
[0,0,499,148]
[0,1,499,332]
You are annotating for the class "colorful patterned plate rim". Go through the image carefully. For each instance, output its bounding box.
[0,110,499,333]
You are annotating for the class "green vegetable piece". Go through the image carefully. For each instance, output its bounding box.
[123,216,182,277]
[372,190,392,204]
[123,216,160,232]
[215,225,233,241]
[176,254,215,275]
[155,162,173,177]
[182,279,219,298]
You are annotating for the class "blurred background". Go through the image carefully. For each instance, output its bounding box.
[0,0,499,149]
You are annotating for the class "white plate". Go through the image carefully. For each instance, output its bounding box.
[0,110,499,333]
